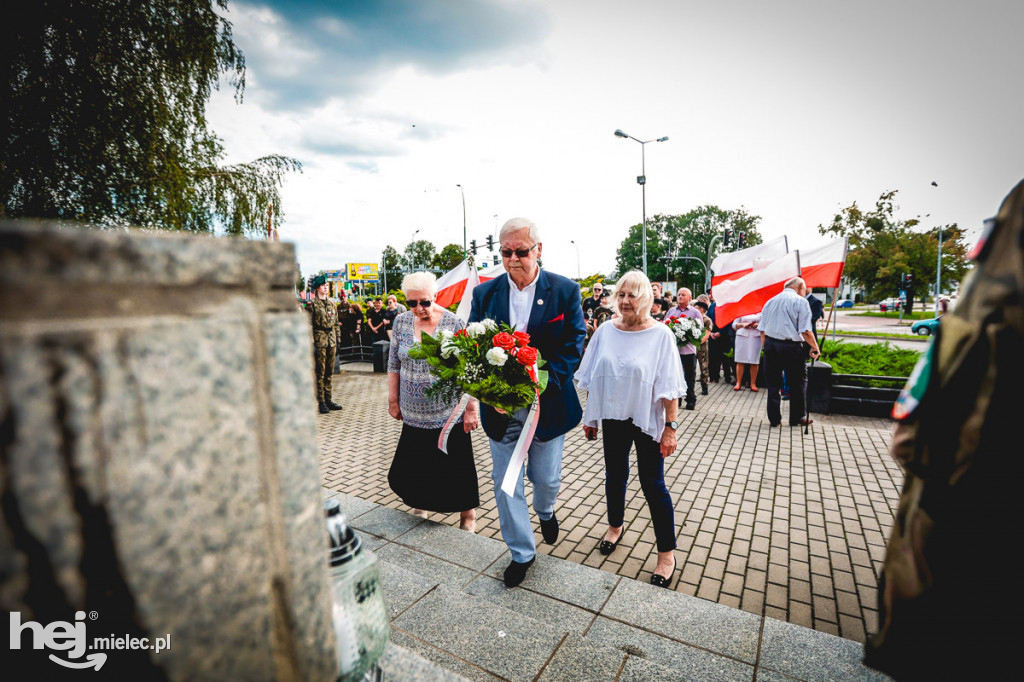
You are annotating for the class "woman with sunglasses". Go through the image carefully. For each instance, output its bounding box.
[387,271,481,530]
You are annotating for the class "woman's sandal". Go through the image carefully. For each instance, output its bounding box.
[598,537,620,556]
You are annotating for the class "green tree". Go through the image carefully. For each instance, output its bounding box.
[404,239,436,270]
[614,206,763,292]
[2,0,301,234]
[382,245,404,271]
[818,190,970,315]
[431,243,465,271]
[296,262,305,292]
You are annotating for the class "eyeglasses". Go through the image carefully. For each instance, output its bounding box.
[409,299,433,308]
[500,243,538,259]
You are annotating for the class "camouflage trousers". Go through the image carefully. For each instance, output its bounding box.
[314,343,337,404]
[697,343,709,388]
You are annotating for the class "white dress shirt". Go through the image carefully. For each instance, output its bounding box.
[507,269,540,332]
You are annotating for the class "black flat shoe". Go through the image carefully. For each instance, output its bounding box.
[598,538,620,556]
[650,569,675,589]
[503,557,535,587]
[540,513,559,544]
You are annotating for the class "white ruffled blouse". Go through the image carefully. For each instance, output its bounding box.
[573,321,687,441]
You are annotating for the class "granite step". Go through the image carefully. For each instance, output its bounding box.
[327,490,892,682]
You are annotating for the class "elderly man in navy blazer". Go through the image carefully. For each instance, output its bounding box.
[470,217,587,587]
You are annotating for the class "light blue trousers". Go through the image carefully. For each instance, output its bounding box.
[489,408,564,563]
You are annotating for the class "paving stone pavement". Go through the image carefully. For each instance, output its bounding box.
[319,362,902,644]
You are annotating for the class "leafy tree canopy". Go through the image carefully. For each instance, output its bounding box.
[614,206,763,292]
[404,239,437,270]
[382,245,404,272]
[818,190,970,315]
[2,0,301,234]
[431,243,466,271]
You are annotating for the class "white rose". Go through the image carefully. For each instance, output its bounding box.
[482,319,498,331]
[441,330,454,339]
[441,340,460,359]
[466,322,486,336]
[485,347,508,367]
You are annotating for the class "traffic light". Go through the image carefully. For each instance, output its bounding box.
[723,229,732,247]
[738,232,746,249]
[486,235,494,251]
[904,273,913,288]
[469,239,477,254]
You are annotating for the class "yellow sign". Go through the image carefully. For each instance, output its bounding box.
[347,263,379,281]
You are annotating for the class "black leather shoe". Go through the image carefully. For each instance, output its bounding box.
[539,513,559,544]
[685,401,696,411]
[318,402,330,414]
[701,386,708,395]
[327,401,344,411]
[503,557,535,587]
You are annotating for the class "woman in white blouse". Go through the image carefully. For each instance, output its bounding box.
[732,313,762,391]
[574,271,686,588]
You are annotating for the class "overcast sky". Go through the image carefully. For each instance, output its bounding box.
[207,0,1023,282]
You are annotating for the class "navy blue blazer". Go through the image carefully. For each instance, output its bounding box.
[469,269,586,442]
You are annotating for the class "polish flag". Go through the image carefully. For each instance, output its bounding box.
[713,251,802,328]
[798,237,848,289]
[435,259,506,321]
[710,236,789,287]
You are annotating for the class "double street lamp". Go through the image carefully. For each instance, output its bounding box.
[614,129,669,276]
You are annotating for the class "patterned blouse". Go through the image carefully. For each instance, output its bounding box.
[387,310,465,429]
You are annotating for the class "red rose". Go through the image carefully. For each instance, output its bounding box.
[516,346,538,366]
[512,331,531,347]
[493,331,516,350]
[454,329,469,338]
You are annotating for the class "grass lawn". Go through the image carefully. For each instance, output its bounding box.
[851,310,937,321]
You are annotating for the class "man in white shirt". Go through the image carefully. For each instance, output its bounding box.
[759,277,821,427]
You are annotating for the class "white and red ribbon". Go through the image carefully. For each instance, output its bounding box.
[437,393,472,453]
[499,363,541,498]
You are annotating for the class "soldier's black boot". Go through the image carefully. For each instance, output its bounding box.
[319,402,330,414]
[327,401,343,411]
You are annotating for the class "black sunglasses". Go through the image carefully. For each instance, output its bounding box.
[500,243,538,259]
[409,299,433,308]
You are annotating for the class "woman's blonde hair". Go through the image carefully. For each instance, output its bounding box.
[614,270,654,318]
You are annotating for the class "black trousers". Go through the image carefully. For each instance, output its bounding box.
[763,337,808,425]
[601,419,676,553]
[709,336,733,381]
[680,354,696,404]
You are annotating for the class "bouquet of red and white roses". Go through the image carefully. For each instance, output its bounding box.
[408,319,549,413]
[666,315,704,348]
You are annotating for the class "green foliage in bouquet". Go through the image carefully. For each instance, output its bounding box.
[408,320,549,414]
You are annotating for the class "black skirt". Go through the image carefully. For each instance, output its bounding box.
[388,423,480,512]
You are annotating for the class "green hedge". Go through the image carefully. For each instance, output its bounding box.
[820,340,920,387]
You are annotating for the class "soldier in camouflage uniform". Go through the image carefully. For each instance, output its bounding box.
[306,272,343,414]
[694,299,711,395]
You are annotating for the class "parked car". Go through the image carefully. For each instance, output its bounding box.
[879,298,902,312]
[835,299,854,309]
[911,317,942,336]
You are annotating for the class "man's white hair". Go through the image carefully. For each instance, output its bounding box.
[499,217,540,244]
[614,270,654,318]
[784,276,805,291]
[401,271,438,296]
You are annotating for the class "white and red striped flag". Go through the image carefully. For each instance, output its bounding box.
[710,236,789,287]
[798,237,848,289]
[435,259,506,322]
[713,250,802,328]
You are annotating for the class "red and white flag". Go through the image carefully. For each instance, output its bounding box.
[710,236,789,287]
[713,251,801,328]
[798,237,847,289]
[434,259,506,322]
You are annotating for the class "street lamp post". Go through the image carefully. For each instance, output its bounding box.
[932,181,942,317]
[615,129,669,276]
[456,184,467,257]
[570,239,581,279]
[409,228,420,272]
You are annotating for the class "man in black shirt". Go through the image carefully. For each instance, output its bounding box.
[582,282,604,321]
[366,298,388,342]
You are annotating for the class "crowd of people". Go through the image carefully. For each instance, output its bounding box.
[311,218,825,590]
